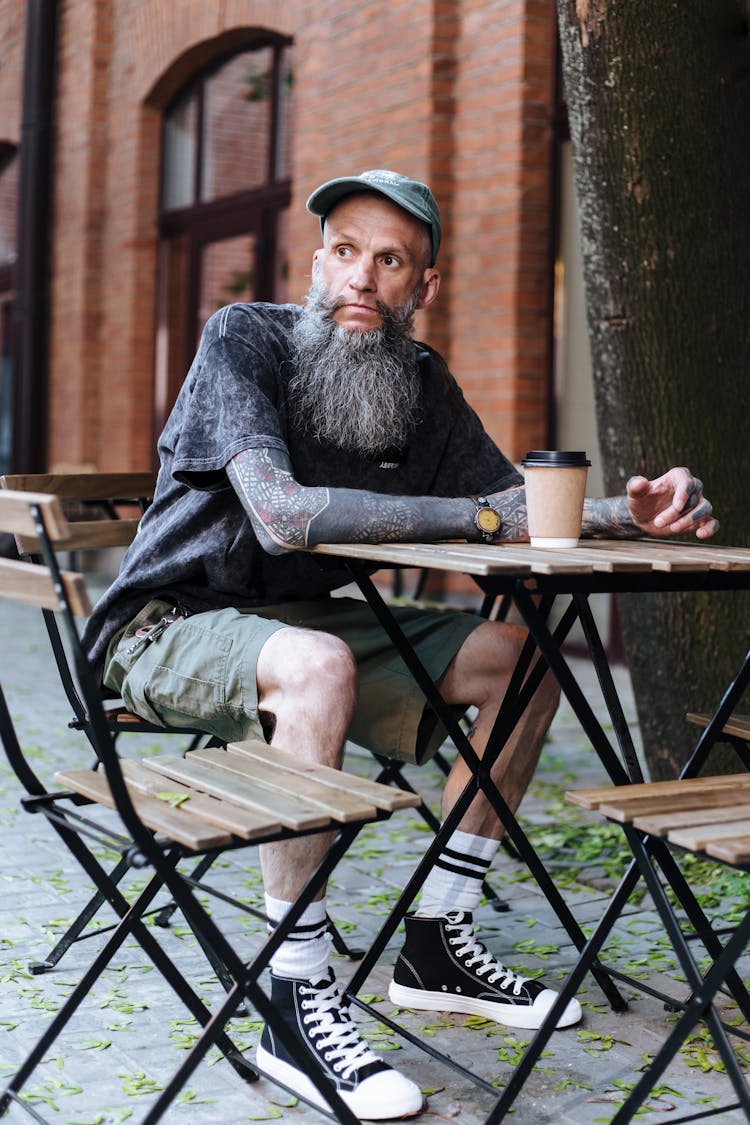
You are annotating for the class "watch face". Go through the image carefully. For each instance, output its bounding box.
[477,507,501,533]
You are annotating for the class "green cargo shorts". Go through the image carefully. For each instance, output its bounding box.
[104,595,483,764]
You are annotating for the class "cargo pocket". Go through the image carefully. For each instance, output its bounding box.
[135,619,237,740]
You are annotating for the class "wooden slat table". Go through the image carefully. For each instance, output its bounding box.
[315,536,750,579]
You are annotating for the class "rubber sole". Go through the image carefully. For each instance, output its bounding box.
[255,1043,424,1120]
[388,981,582,1030]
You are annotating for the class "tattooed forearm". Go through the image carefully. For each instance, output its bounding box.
[489,488,529,542]
[229,447,478,552]
[582,495,641,538]
[229,449,331,551]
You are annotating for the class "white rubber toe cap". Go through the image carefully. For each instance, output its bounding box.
[348,1067,424,1120]
[533,988,582,1029]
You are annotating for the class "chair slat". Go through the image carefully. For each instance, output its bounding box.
[0,490,72,542]
[597,782,750,824]
[54,767,232,850]
[686,711,750,741]
[668,817,750,852]
[705,834,750,864]
[145,754,333,831]
[566,772,750,810]
[194,746,387,822]
[227,739,422,813]
[1,472,156,502]
[0,557,92,616]
[634,801,750,836]
[15,518,142,555]
[119,759,283,840]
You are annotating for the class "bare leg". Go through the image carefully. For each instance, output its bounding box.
[255,626,358,901]
[437,620,560,838]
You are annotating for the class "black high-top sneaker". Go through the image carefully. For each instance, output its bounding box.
[256,968,423,1120]
[389,910,582,1031]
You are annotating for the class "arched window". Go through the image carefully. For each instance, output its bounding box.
[154,37,293,435]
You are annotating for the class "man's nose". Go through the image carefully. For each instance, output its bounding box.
[348,256,376,291]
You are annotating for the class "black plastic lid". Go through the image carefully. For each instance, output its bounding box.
[521,450,591,468]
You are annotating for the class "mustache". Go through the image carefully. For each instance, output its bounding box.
[316,289,395,323]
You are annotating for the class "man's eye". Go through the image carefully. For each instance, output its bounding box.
[382,255,398,267]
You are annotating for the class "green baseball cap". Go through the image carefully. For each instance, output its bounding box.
[306,169,442,266]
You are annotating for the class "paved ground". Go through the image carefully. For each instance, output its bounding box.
[0,586,748,1124]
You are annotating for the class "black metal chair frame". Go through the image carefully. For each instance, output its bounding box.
[485,639,750,1124]
[0,490,410,1124]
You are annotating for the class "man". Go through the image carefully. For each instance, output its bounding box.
[85,169,718,1120]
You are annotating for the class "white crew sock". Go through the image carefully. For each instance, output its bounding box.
[265,894,330,981]
[416,830,500,917]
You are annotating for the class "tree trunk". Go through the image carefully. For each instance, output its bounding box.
[556,0,750,778]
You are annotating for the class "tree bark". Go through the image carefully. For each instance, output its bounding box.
[556,0,750,778]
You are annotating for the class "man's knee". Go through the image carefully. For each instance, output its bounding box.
[259,626,358,711]
[440,618,559,714]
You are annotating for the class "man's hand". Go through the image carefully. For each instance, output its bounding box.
[626,468,719,540]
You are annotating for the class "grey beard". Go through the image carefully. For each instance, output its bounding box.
[288,279,422,456]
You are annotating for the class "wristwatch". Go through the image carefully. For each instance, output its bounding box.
[471,496,502,543]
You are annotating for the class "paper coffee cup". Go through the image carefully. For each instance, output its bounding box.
[521,450,591,548]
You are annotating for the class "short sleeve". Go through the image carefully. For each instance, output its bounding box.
[163,304,296,489]
[422,366,523,497]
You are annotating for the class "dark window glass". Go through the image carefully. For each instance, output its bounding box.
[201,49,273,200]
[0,153,18,267]
[162,89,197,211]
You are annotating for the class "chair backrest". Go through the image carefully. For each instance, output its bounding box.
[0,491,92,616]
[0,488,152,849]
[0,473,159,736]
[0,471,157,554]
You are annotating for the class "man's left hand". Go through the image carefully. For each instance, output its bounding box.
[626,468,719,540]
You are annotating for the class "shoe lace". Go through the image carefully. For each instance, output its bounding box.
[445,915,529,995]
[300,977,380,1080]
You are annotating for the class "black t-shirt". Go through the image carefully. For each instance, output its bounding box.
[83,302,522,678]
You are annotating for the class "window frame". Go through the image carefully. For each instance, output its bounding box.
[154,36,293,439]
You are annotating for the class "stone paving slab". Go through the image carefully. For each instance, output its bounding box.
[0,593,748,1123]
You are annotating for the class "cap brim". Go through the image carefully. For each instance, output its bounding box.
[306,178,376,218]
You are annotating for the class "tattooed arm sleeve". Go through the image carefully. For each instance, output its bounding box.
[582,495,641,538]
[227,446,528,554]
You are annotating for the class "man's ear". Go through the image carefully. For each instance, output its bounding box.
[416,267,441,311]
[311,249,322,275]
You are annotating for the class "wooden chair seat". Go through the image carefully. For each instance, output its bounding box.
[567,773,750,865]
[56,740,420,852]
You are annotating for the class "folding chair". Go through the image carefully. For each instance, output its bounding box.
[486,643,750,1124]
[559,777,750,1122]
[0,488,421,1123]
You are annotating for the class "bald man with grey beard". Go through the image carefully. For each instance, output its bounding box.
[84,169,718,1120]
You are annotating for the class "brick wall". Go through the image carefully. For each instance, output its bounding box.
[0,0,24,146]
[4,0,557,473]
[449,0,556,462]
